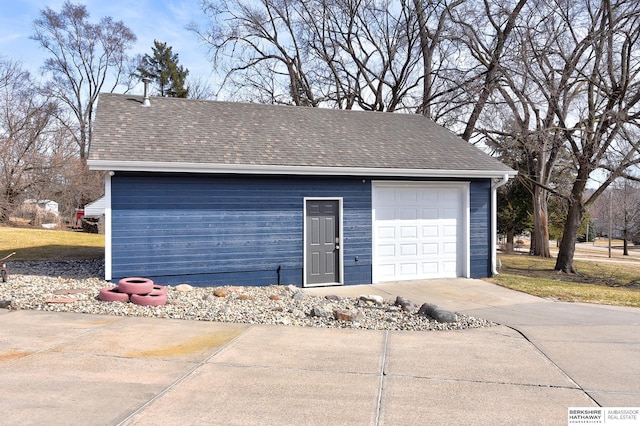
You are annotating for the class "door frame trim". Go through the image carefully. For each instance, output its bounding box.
[303,197,344,288]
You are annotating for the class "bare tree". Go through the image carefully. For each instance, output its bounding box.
[192,0,433,111]
[550,0,640,272]
[0,59,58,222]
[412,0,467,119]
[192,0,319,105]
[31,1,137,159]
[452,0,529,142]
[187,74,217,100]
[474,0,640,269]
[306,0,424,112]
[477,0,572,257]
[592,179,640,255]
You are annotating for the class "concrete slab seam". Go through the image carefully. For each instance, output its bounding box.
[374,330,389,426]
[504,324,602,407]
[380,373,583,390]
[115,324,258,426]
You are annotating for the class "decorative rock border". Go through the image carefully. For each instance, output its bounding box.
[0,261,497,331]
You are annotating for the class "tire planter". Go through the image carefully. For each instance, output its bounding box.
[130,292,167,307]
[117,277,154,295]
[98,286,130,303]
[150,285,167,296]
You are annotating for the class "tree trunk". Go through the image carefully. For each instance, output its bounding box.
[555,169,589,273]
[0,205,9,223]
[530,185,551,257]
[413,0,431,117]
[555,202,583,273]
[505,228,515,254]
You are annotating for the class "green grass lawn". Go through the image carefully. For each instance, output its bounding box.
[0,226,104,260]
[489,253,640,308]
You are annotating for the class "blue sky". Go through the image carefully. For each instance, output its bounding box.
[0,1,214,93]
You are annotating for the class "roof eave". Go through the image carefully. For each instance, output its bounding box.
[87,160,517,179]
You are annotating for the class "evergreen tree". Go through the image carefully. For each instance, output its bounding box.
[497,178,532,254]
[135,40,189,98]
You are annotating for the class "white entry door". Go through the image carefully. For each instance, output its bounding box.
[372,182,468,282]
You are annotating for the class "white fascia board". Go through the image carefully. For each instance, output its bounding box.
[87,160,517,179]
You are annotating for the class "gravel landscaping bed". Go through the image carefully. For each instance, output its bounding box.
[0,260,496,331]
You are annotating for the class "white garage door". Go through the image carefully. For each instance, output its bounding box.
[372,182,468,282]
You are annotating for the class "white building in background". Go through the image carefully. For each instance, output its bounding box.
[84,195,106,217]
[24,199,59,214]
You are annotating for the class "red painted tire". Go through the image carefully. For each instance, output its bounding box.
[98,286,130,303]
[130,292,167,307]
[150,285,167,296]
[117,277,154,295]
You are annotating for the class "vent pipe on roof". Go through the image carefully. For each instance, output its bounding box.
[142,78,151,107]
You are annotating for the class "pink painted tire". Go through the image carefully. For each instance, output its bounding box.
[130,292,167,307]
[98,286,130,303]
[117,277,154,295]
[150,285,167,296]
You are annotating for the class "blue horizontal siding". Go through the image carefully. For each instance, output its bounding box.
[469,180,491,278]
[110,174,494,286]
[111,174,372,286]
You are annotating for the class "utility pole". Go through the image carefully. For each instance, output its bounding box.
[609,190,612,258]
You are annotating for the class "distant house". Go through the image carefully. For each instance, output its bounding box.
[88,93,516,287]
[24,199,59,215]
[84,196,106,217]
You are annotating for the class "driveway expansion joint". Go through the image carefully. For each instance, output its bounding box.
[503,324,602,407]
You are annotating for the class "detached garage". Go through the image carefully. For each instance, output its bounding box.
[88,93,516,287]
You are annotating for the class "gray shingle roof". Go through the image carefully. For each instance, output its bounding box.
[89,93,515,177]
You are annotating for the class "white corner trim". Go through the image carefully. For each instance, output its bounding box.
[104,174,112,281]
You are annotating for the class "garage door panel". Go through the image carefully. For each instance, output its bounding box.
[400,244,418,256]
[422,262,439,274]
[398,208,418,220]
[443,242,457,254]
[420,191,431,202]
[378,264,396,278]
[421,208,438,219]
[378,244,396,257]
[378,227,395,239]
[373,183,466,282]
[399,263,418,276]
[422,243,438,255]
[400,226,418,238]
[443,225,457,237]
[398,189,418,202]
[422,226,438,237]
[442,261,457,273]
[440,191,460,202]
[442,207,459,218]
[377,188,396,202]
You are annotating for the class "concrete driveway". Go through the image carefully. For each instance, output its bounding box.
[0,279,637,425]
[307,279,640,407]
